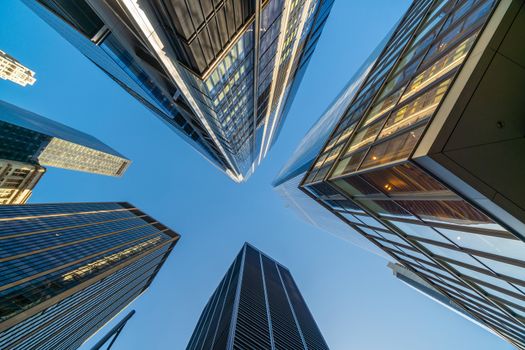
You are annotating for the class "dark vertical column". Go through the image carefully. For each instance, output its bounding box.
[232,245,272,349]
[278,266,330,350]
[261,255,304,350]
[187,255,239,350]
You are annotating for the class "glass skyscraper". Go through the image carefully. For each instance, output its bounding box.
[0,202,180,350]
[299,0,525,348]
[187,243,329,350]
[273,28,392,256]
[0,99,130,177]
[23,0,334,182]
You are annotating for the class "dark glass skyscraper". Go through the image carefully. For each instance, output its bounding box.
[23,0,334,182]
[0,202,180,350]
[0,99,130,177]
[187,243,329,350]
[300,0,525,348]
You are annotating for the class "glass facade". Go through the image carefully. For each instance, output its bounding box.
[0,202,180,349]
[187,243,329,350]
[301,1,525,349]
[24,0,333,181]
[0,99,130,177]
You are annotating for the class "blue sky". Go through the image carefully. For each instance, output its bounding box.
[0,1,513,349]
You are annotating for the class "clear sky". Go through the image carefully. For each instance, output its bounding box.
[0,1,514,349]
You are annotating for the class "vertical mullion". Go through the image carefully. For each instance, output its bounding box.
[259,252,275,350]
[203,257,238,349]
[226,244,246,350]
[328,0,442,178]
[276,263,308,350]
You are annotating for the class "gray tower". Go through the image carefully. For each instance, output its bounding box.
[187,243,329,350]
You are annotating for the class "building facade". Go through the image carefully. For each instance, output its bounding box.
[0,50,36,87]
[273,28,392,257]
[388,262,503,339]
[0,202,180,350]
[300,0,525,348]
[0,99,130,177]
[187,243,329,350]
[23,0,334,182]
[0,160,45,205]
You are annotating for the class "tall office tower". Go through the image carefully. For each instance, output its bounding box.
[0,99,130,177]
[300,0,525,348]
[0,159,45,204]
[187,243,329,350]
[0,202,180,350]
[0,49,36,87]
[23,0,334,182]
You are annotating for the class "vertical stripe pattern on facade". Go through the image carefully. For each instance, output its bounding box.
[187,243,329,350]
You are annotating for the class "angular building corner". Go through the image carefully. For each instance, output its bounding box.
[296,0,525,348]
[273,23,395,259]
[22,0,334,182]
[0,49,36,87]
[187,243,330,350]
[0,202,180,349]
[0,98,130,182]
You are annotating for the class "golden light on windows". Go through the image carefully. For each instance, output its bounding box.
[62,236,163,282]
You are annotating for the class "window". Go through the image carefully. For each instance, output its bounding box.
[360,125,425,169]
[396,199,492,226]
[331,149,367,177]
[380,78,451,139]
[360,162,449,195]
[437,227,525,262]
[389,220,450,244]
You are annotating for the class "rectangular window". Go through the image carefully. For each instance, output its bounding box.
[360,125,425,169]
[396,199,492,226]
[379,78,451,139]
[360,162,449,195]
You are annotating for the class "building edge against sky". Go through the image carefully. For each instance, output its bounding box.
[0,202,180,350]
[187,243,330,350]
[0,99,130,178]
[272,21,395,259]
[299,0,525,348]
[22,0,335,182]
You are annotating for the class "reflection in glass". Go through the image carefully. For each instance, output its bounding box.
[360,125,424,169]
[380,78,451,139]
